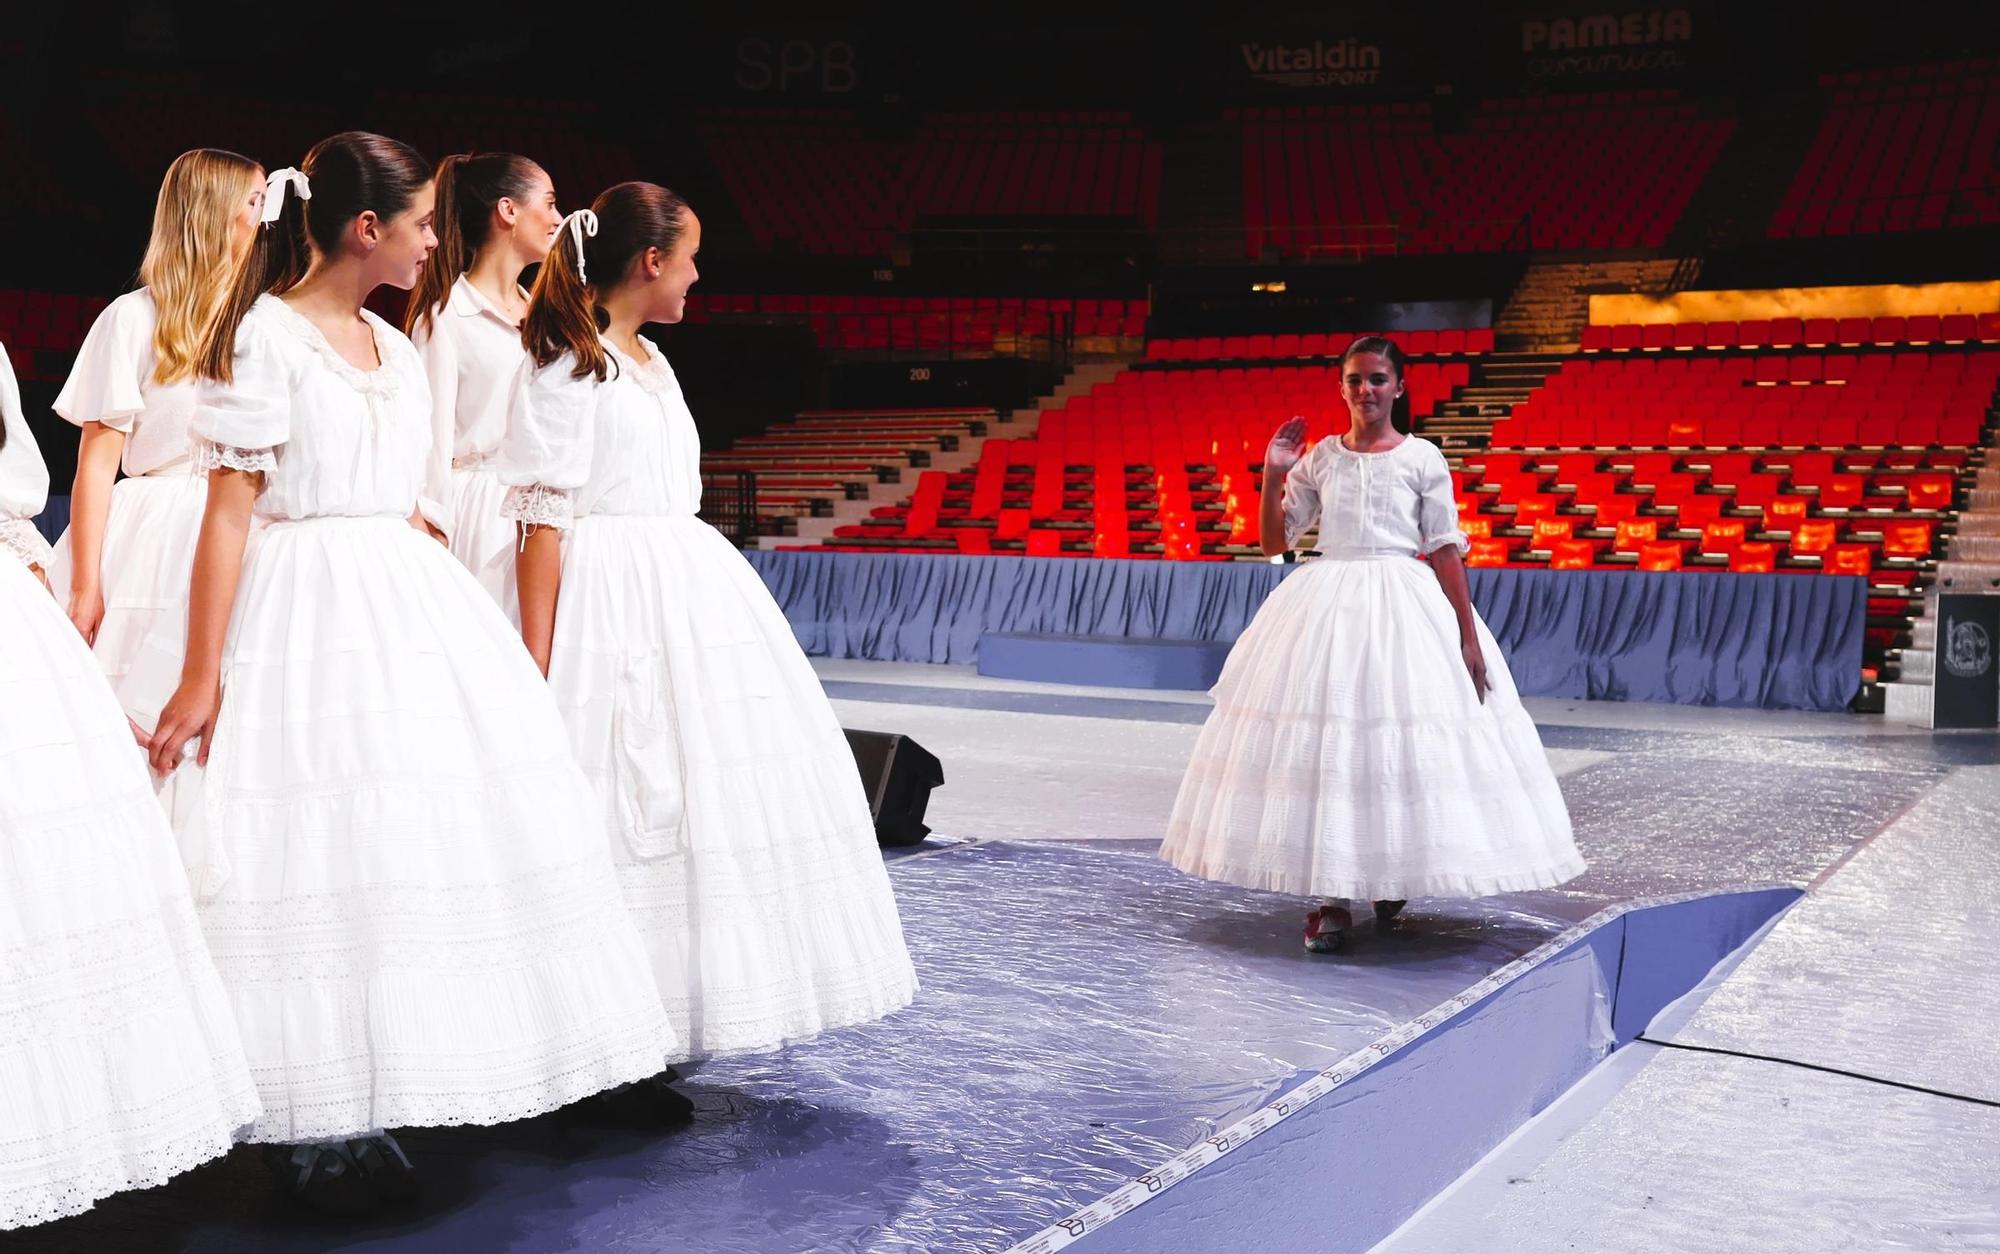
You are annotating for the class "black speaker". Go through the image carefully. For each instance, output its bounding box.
[844,729,945,848]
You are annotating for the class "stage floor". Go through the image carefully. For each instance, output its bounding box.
[5,661,1994,1254]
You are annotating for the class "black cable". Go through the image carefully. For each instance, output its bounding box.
[1633,1034,2000,1110]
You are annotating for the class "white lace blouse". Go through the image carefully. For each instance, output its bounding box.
[53,289,201,477]
[498,337,702,529]
[0,347,54,570]
[411,274,531,501]
[191,296,438,524]
[1281,434,1469,557]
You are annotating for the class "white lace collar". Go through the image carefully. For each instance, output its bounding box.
[601,335,675,396]
[257,295,402,398]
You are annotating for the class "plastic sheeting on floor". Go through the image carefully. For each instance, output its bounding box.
[1387,1050,2000,1252]
[1381,762,2000,1253]
[747,552,1865,711]
[1,841,1587,1254]
[1665,764,2000,1103]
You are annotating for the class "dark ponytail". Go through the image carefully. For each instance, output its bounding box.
[198,131,430,383]
[404,151,543,337]
[523,180,689,382]
[1341,334,1414,435]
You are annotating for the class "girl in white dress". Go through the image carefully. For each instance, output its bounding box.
[502,183,917,1066]
[404,152,563,620]
[146,133,676,1208]
[0,350,261,1230]
[48,148,265,827]
[1161,336,1584,953]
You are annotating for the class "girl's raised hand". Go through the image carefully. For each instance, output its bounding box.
[1264,417,1309,474]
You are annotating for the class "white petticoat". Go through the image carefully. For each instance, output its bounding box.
[548,514,918,1058]
[444,465,518,625]
[1162,555,1585,901]
[47,471,209,828]
[0,558,259,1231]
[181,516,675,1143]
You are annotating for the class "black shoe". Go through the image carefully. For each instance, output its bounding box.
[347,1133,420,1205]
[1374,899,1412,935]
[269,1143,378,1216]
[580,1072,696,1129]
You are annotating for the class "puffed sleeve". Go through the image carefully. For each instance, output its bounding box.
[190,311,290,475]
[497,356,595,530]
[53,292,152,432]
[1280,439,1329,549]
[0,348,55,570]
[1415,440,1469,556]
[411,311,457,537]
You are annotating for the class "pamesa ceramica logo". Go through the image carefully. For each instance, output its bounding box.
[1942,614,1994,680]
[1240,36,1383,88]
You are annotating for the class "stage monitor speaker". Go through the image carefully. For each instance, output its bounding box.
[844,729,945,848]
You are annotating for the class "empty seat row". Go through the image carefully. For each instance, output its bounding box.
[1146,328,1493,361]
[1582,313,2000,351]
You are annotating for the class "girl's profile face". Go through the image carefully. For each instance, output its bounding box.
[371,181,439,291]
[651,209,701,325]
[1342,351,1404,424]
[234,171,267,254]
[509,168,561,264]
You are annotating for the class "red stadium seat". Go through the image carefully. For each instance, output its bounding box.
[1701,519,1749,555]
[1549,539,1597,570]
[1468,538,1511,567]
[1615,518,1660,553]
[1729,542,1778,572]
[1882,520,1934,558]
[1637,541,1684,571]
[1826,544,1873,576]
[1791,519,1839,554]
[1870,316,1907,344]
[1704,321,1739,349]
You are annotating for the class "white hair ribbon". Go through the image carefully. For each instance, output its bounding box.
[261,168,312,224]
[561,208,598,282]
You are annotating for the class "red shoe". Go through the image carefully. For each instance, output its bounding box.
[1304,905,1354,954]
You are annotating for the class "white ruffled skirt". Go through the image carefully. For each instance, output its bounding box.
[181,515,675,1143]
[1162,554,1585,901]
[444,465,518,626]
[47,471,208,828]
[0,558,259,1231]
[548,513,918,1058]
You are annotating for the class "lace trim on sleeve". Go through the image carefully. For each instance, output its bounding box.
[0,519,54,571]
[1420,529,1471,557]
[500,483,575,529]
[192,440,277,474]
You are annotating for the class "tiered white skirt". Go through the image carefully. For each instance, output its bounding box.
[0,557,259,1230]
[1162,555,1585,901]
[548,514,918,1058]
[47,471,208,827]
[181,516,675,1143]
[444,465,518,625]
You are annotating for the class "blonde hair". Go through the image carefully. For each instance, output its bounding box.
[140,148,262,386]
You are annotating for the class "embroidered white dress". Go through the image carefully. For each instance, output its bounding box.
[45,290,212,825]
[0,351,260,1231]
[500,339,917,1058]
[1162,435,1585,900]
[182,296,675,1143]
[412,275,529,622]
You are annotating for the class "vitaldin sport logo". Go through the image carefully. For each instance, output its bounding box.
[1240,37,1384,89]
